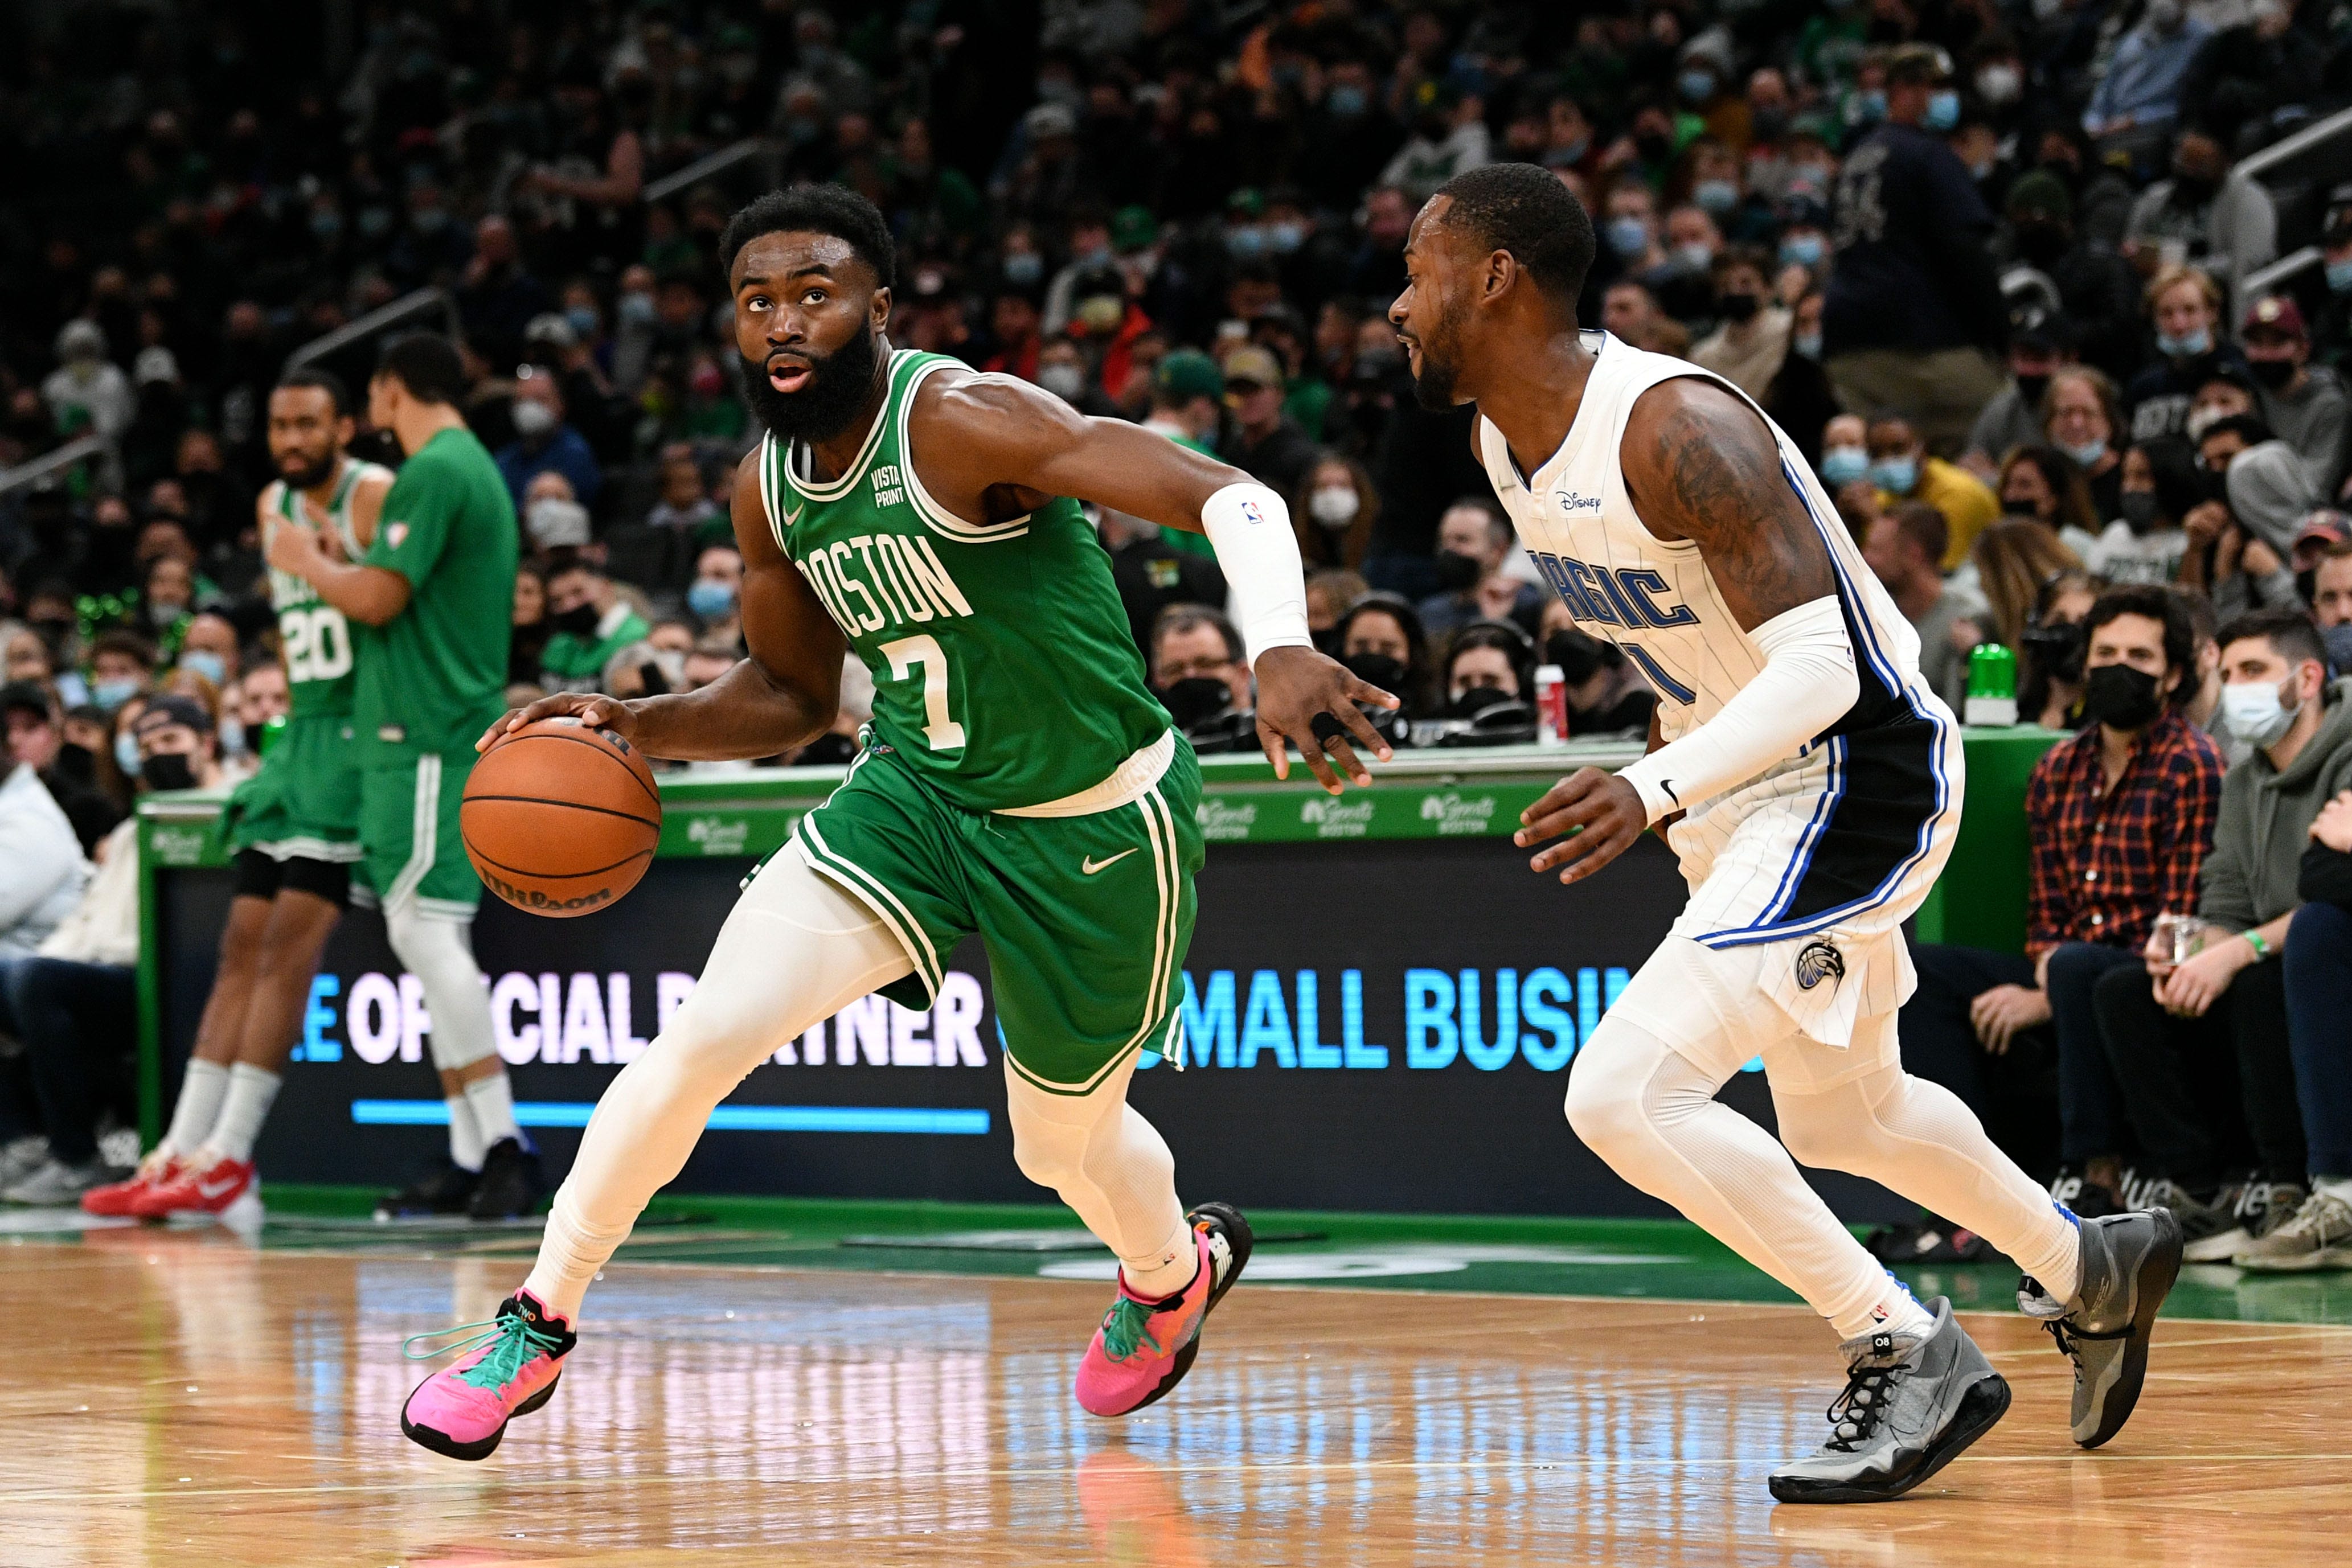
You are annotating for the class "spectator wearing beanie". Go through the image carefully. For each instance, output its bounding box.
[2003,172,2143,383]
[1217,346,1317,503]
[1821,45,2007,454]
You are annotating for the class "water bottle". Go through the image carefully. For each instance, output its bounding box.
[1963,643,2017,726]
[1534,663,1566,744]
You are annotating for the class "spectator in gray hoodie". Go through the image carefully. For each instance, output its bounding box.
[2093,609,2352,1258]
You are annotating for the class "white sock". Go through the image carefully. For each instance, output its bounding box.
[464,1072,523,1150]
[525,1187,636,1324]
[201,1064,281,1163]
[1832,1273,1937,1345]
[1121,1218,1202,1301]
[446,1096,485,1171]
[2317,1176,2352,1204]
[161,1061,230,1158]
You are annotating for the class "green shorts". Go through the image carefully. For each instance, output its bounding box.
[223,712,365,864]
[792,737,1204,1094]
[358,745,484,918]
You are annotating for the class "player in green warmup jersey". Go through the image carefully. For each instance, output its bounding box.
[267,334,543,1222]
[398,186,1396,1463]
[84,369,392,1224]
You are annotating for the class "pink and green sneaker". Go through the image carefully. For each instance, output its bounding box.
[1075,1202,1252,1417]
[400,1290,575,1460]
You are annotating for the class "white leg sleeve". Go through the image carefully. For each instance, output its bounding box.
[1565,1015,1902,1339]
[522,851,915,1323]
[1004,1054,1193,1298]
[382,905,499,1073]
[1772,1016,2081,1300]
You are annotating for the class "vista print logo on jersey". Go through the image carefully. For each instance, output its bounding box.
[870,463,906,508]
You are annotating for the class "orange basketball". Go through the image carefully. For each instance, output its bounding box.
[461,716,662,917]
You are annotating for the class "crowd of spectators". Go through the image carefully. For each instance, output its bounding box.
[15,0,2352,1244]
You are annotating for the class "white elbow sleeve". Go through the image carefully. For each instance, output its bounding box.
[1616,596,1859,824]
[1199,482,1312,667]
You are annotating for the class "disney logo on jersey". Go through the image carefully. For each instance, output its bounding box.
[870,463,906,508]
[1554,490,1603,515]
[1527,551,1699,631]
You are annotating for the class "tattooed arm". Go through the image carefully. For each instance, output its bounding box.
[1515,378,1859,885]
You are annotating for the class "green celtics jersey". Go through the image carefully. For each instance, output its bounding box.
[759,349,1171,811]
[358,426,519,752]
[263,459,390,719]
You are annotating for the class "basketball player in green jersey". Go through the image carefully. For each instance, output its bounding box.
[267,334,544,1222]
[83,368,392,1222]
[398,185,1395,1461]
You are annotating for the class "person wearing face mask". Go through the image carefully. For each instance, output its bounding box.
[2124,129,2276,294]
[1865,416,1999,570]
[1148,606,1253,749]
[1689,247,1792,403]
[538,560,651,692]
[495,370,601,511]
[1963,322,2074,478]
[1335,594,1429,721]
[686,545,745,638]
[2237,296,2348,494]
[83,630,155,716]
[174,611,240,695]
[1896,589,2223,1233]
[1535,613,1657,738]
[2001,178,2145,385]
[2083,0,2212,165]
[2124,264,2250,444]
[1415,499,1543,638]
[1821,46,2009,455]
[2086,437,2202,586]
[0,696,223,1203]
[2094,609,2352,1258]
[1291,453,1377,570]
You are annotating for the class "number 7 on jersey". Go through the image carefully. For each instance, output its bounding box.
[880,633,966,750]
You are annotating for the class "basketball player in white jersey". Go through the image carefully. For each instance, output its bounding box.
[1392,164,2184,1503]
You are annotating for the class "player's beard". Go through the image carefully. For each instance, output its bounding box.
[1408,324,1464,411]
[741,329,881,445]
[275,447,337,492]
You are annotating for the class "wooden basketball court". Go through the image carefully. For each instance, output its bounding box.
[5,1233,2345,1566]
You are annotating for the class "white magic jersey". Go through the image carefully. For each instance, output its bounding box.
[1477,332,1962,1042]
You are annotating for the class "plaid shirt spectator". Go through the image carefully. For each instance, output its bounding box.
[2024,710,2226,959]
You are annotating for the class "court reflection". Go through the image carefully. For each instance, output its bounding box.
[6,1242,2347,1567]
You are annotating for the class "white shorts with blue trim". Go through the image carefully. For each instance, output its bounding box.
[1658,683,1962,1048]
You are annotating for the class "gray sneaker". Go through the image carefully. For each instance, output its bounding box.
[2234,1189,2352,1272]
[1767,1298,2013,1504]
[2017,1208,2183,1448]
[0,1135,48,1190]
[2,1156,118,1206]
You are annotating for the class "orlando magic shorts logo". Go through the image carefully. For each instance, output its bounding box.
[1795,938,1846,992]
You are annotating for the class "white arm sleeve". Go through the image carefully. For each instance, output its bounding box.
[1615,596,1859,826]
[1199,482,1313,667]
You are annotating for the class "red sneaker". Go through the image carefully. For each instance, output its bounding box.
[81,1160,177,1218]
[130,1156,255,1218]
